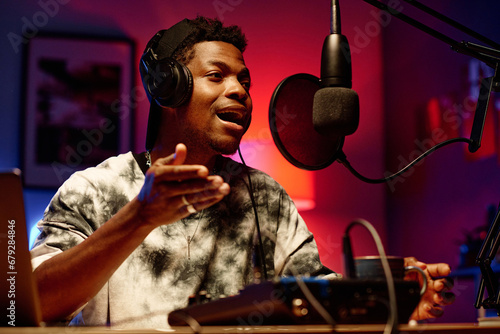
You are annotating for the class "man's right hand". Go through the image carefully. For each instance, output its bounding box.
[136,143,230,228]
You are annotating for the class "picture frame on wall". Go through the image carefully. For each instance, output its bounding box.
[22,33,135,187]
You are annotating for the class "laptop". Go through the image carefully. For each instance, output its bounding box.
[0,169,42,327]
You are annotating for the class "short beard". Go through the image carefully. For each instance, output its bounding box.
[208,138,241,156]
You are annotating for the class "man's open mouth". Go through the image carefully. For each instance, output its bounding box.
[216,107,248,127]
[217,111,244,126]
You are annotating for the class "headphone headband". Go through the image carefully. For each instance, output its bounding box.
[140,19,196,151]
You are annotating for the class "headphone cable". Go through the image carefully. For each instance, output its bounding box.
[238,147,269,281]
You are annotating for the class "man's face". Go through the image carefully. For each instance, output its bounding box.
[176,41,252,157]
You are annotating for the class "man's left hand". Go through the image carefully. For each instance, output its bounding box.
[404,257,455,320]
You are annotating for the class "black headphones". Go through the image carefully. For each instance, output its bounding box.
[140,20,196,151]
[139,30,193,108]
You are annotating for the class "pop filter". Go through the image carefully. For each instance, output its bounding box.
[269,73,344,171]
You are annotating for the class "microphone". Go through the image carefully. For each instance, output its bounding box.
[268,0,350,171]
[312,0,360,137]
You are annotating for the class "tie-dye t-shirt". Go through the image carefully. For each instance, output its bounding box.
[31,152,327,328]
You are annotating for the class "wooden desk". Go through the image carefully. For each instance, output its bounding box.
[1,323,500,334]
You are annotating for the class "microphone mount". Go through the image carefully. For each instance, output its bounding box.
[475,202,500,315]
[338,0,500,183]
[320,0,353,88]
[362,0,500,153]
[331,0,341,34]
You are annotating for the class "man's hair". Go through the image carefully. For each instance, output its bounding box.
[171,16,248,65]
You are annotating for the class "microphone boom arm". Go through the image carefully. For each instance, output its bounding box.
[362,0,500,68]
[475,203,500,315]
[361,0,500,153]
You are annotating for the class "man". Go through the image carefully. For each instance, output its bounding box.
[31,16,453,328]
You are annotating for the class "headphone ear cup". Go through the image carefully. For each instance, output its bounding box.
[157,59,193,108]
[140,53,193,108]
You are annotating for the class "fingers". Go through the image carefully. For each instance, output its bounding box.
[158,166,210,182]
[179,189,229,216]
[139,172,220,205]
[427,263,452,278]
[147,175,228,208]
[404,259,452,284]
[152,143,186,165]
[404,257,426,270]
[427,277,455,306]
[411,298,446,320]
[150,161,209,183]
[434,291,456,306]
[156,143,188,164]
[178,177,230,203]
[176,177,230,205]
[420,302,445,318]
[432,276,454,291]
[172,143,187,165]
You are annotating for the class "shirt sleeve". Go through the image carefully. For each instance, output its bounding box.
[30,172,106,269]
[274,190,325,276]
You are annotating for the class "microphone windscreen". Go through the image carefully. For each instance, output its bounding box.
[313,87,360,137]
[269,73,344,171]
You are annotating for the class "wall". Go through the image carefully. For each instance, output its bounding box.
[383,0,500,322]
[0,0,386,275]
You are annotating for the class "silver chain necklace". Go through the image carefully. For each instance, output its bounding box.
[180,210,204,260]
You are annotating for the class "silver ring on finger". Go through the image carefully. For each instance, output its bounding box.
[181,195,190,206]
[186,204,197,214]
